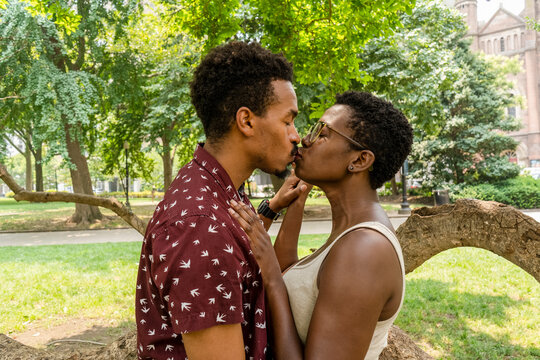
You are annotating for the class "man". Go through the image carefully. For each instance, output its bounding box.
[135,41,305,360]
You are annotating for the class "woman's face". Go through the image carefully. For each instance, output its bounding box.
[294,104,357,184]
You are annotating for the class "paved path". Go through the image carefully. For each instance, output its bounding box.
[0,217,409,247]
[1,210,538,247]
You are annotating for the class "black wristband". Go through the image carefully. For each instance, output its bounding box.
[257,199,280,220]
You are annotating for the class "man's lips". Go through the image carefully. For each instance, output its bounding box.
[294,149,303,160]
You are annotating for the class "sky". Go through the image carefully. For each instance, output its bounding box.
[477,0,525,22]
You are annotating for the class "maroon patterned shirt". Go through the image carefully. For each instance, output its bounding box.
[135,145,269,360]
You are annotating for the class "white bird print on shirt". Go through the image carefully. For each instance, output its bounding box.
[175,220,183,226]
[179,260,191,268]
[223,291,232,299]
[185,196,192,200]
[204,273,211,279]
[140,298,147,305]
[212,168,218,174]
[161,323,168,330]
[141,307,150,313]
[193,239,200,245]
[210,213,217,221]
[172,189,179,194]
[200,187,207,192]
[208,225,218,233]
[172,241,179,248]
[170,200,177,208]
[200,312,206,317]
[198,205,204,210]
[196,196,204,201]
[216,284,225,292]
[213,192,218,198]
[226,185,232,192]
[255,308,263,315]
[147,344,155,350]
[148,329,155,336]
[216,313,226,322]
[159,254,166,262]
[190,222,196,227]
[184,178,191,183]
[172,278,179,285]
[212,204,219,210]
[224,244,233,254]
[208,298,215,304]
[201,250,209,257]
[211,258,220,265]
[220,270,227,277]
[201,175,207,180]
[165,345,174,352]
[181,209,188,216]
[181,302,191,311]
[190,288,200,297]
[140,319,146,324]
[230,306,236,311]
[164,295,170,302]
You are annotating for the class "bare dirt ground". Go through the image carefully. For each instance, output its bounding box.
[7,318,134,355]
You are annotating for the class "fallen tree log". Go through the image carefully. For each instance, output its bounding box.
[397,199,540,281]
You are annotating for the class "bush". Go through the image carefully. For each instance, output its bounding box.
[5,191,14,198]
[452,176,540,209]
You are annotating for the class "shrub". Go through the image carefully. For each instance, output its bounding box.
[5,191,15,198]
[452,176,540,209]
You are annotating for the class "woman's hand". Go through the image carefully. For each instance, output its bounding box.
[228,199,282,282]
[269,169,312,212]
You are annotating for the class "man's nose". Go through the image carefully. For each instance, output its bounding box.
[290,126,301,144]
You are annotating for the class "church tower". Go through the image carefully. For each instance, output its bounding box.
[455,0,479,51]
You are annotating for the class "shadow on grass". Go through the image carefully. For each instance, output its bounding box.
[397,278,540,359]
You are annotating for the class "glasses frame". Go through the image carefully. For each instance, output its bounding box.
[307,121,366,150]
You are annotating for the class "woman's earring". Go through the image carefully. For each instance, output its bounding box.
[349,165,354,171]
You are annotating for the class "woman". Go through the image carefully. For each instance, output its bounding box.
[229,91,413,359]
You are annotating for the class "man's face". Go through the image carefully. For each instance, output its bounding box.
[255,80,300,178]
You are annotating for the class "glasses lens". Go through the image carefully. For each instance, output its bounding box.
[308,122,324,143]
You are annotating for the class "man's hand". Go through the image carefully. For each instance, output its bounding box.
[268,169,312,213]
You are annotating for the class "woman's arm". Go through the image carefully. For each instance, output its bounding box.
[273,181,311,271]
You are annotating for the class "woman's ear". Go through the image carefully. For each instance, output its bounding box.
[348,150,375,173]
[235,106,256,137]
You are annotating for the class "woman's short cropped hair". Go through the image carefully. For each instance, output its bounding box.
[190,41,293,141]
[336,91,413,189]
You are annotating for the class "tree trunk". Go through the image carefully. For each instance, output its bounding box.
[161,141,173,191]
[65,123,102,223]
[390,177,399,195]
[34,143,43,192]
[397,199,540,281]
[24,144,32,191]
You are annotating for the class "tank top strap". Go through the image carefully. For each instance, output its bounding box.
[320,221,405,276]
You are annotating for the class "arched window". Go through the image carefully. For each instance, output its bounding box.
[521,32,525,48]
[494,38,499,53]
[507,36,511,50]
[500,37,505,52]
[514,34,518,49]
[487,40,492,54]
[481,41,486,53]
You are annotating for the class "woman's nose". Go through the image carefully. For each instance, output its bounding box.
[301,134,310,148]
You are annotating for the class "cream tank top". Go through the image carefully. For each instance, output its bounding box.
[282,222,405,360]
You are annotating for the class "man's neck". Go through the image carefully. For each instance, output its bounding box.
[203,140,254,190]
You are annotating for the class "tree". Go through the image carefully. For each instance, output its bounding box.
[411,41,521,186]
[0,0,141,223]
[174,0,417,117]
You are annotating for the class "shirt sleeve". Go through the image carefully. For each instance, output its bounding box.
[151,215,246,334]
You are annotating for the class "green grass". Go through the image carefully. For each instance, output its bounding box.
[0,237,538,358]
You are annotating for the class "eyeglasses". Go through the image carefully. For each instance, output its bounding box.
[306,121,366,150]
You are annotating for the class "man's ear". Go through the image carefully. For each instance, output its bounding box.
[235,106,256,137]
[348,150,375,173]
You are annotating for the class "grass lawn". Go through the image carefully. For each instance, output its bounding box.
[0,197,425,232]
[0,237,538,358]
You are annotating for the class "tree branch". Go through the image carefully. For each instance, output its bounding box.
[397,199,540,282]
[0,96,21,101]
[0,162,147,235]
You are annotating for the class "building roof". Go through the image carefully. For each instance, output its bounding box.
[479,6,525,34]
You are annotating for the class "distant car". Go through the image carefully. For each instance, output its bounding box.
[520,167,540,180]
